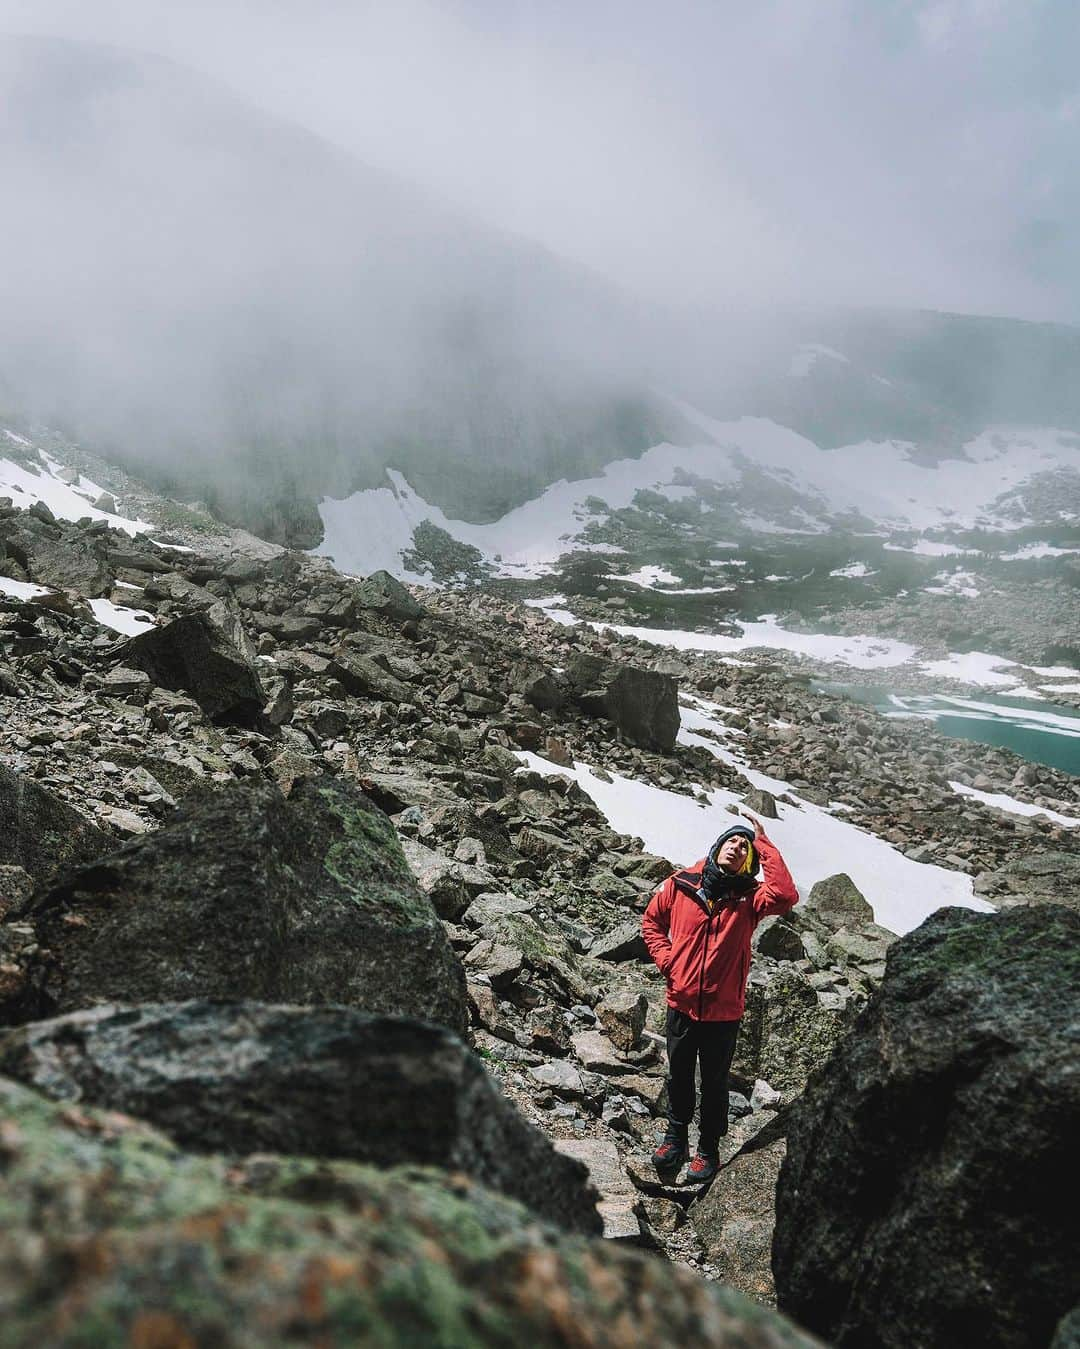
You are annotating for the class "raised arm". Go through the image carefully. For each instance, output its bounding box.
[641,877,676,974]
[752,834,799,919]
[739,812,799,920]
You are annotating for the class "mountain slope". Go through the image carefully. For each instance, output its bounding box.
[0,36,665,542]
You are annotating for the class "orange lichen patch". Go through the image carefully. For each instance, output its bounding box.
[416,1237,450,1267]
[0,961,26,993]
[582,1254,624,1307]
[100,1109,142,1135]
[298,1254,365,1322]
[176,1207,242,1244]
[442,1171,474,1197]
[71,1235,117,1279]
[299,1260,327,1322]
[128,1310,198,1349]
[59,1105,104,1133]
[606,1309,647,1347]
[0,1118,24,1153]
[511,1248,581,1343]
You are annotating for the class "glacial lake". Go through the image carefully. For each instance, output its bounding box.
[815,685,1080,777]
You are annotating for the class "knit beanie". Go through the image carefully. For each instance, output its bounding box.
[699,824,759,901]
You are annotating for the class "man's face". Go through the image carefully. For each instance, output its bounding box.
[716,834,750,872]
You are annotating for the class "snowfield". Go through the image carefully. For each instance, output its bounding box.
[88,598,156,636]
[0,575,50,601]
[949,781,1080,829]
[313,401,1080,580]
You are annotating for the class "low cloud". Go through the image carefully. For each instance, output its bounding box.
[0,0,1076,320]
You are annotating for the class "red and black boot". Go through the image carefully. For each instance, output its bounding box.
[685,1148,720,1185]
[651,1124,688,1176]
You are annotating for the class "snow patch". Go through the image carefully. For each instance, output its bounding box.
[88,598,156,636]
[829,562,876,578]
[0,575,49,601]
[924,569,980,598]
[999,542,1080,560]
[595,614,920,671]
[0,453,150,536]
[789,344,851,378]
[611,565,681,589]
[949,781,1080,828]
[884,540,982,557]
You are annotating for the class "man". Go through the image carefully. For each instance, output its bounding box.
[641,812,798,1183]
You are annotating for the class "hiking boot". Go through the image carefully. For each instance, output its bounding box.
[652,1136,687,1174]
[685,1151,719,1184]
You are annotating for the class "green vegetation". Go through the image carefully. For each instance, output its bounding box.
[402,520,488,582]
[312,781,435,927]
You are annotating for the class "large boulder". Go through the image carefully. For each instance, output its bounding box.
[690,1134,788,1304]
[0,1075,819,1347]
[566,653,680,752]
[1,518,112,594]
[733,968,850,1095]
[976,850,1080,912]
[114,611,265,724]
[510,659,566,712]
[400,836,495,921]
[350,568,425,620]
[0,1000,599,1234]
[332,647,413,703]
[0,764,111,886]
[3,776,467,1036]
[804,873,875,931]
[773,905,1080,1349]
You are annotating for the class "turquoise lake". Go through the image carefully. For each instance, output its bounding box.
[815,685,1080,777]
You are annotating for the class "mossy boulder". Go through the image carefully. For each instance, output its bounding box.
[0,1000,599,1233]
[733,967,851,1095]
[2,516,112,594]
[0,1075,820,1347]
[0,764,110,887]
[477,911,596,1006]
[774,905,1080,1349]
[804,873,875,931]
[2,776,467,1036]
[350,568,425,620]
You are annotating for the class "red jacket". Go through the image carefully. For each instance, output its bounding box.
[641,833,798,1021]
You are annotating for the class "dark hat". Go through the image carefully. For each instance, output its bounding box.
[710,825,758,877]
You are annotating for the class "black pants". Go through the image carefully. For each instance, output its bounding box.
[665,1008,740,1153]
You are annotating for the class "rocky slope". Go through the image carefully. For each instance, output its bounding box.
[0,443,1077,1339]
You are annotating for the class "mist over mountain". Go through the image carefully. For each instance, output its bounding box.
[1,34,1079,546]
[0,36,668,541]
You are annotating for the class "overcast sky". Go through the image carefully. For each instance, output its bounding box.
[1,0,1078,323]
